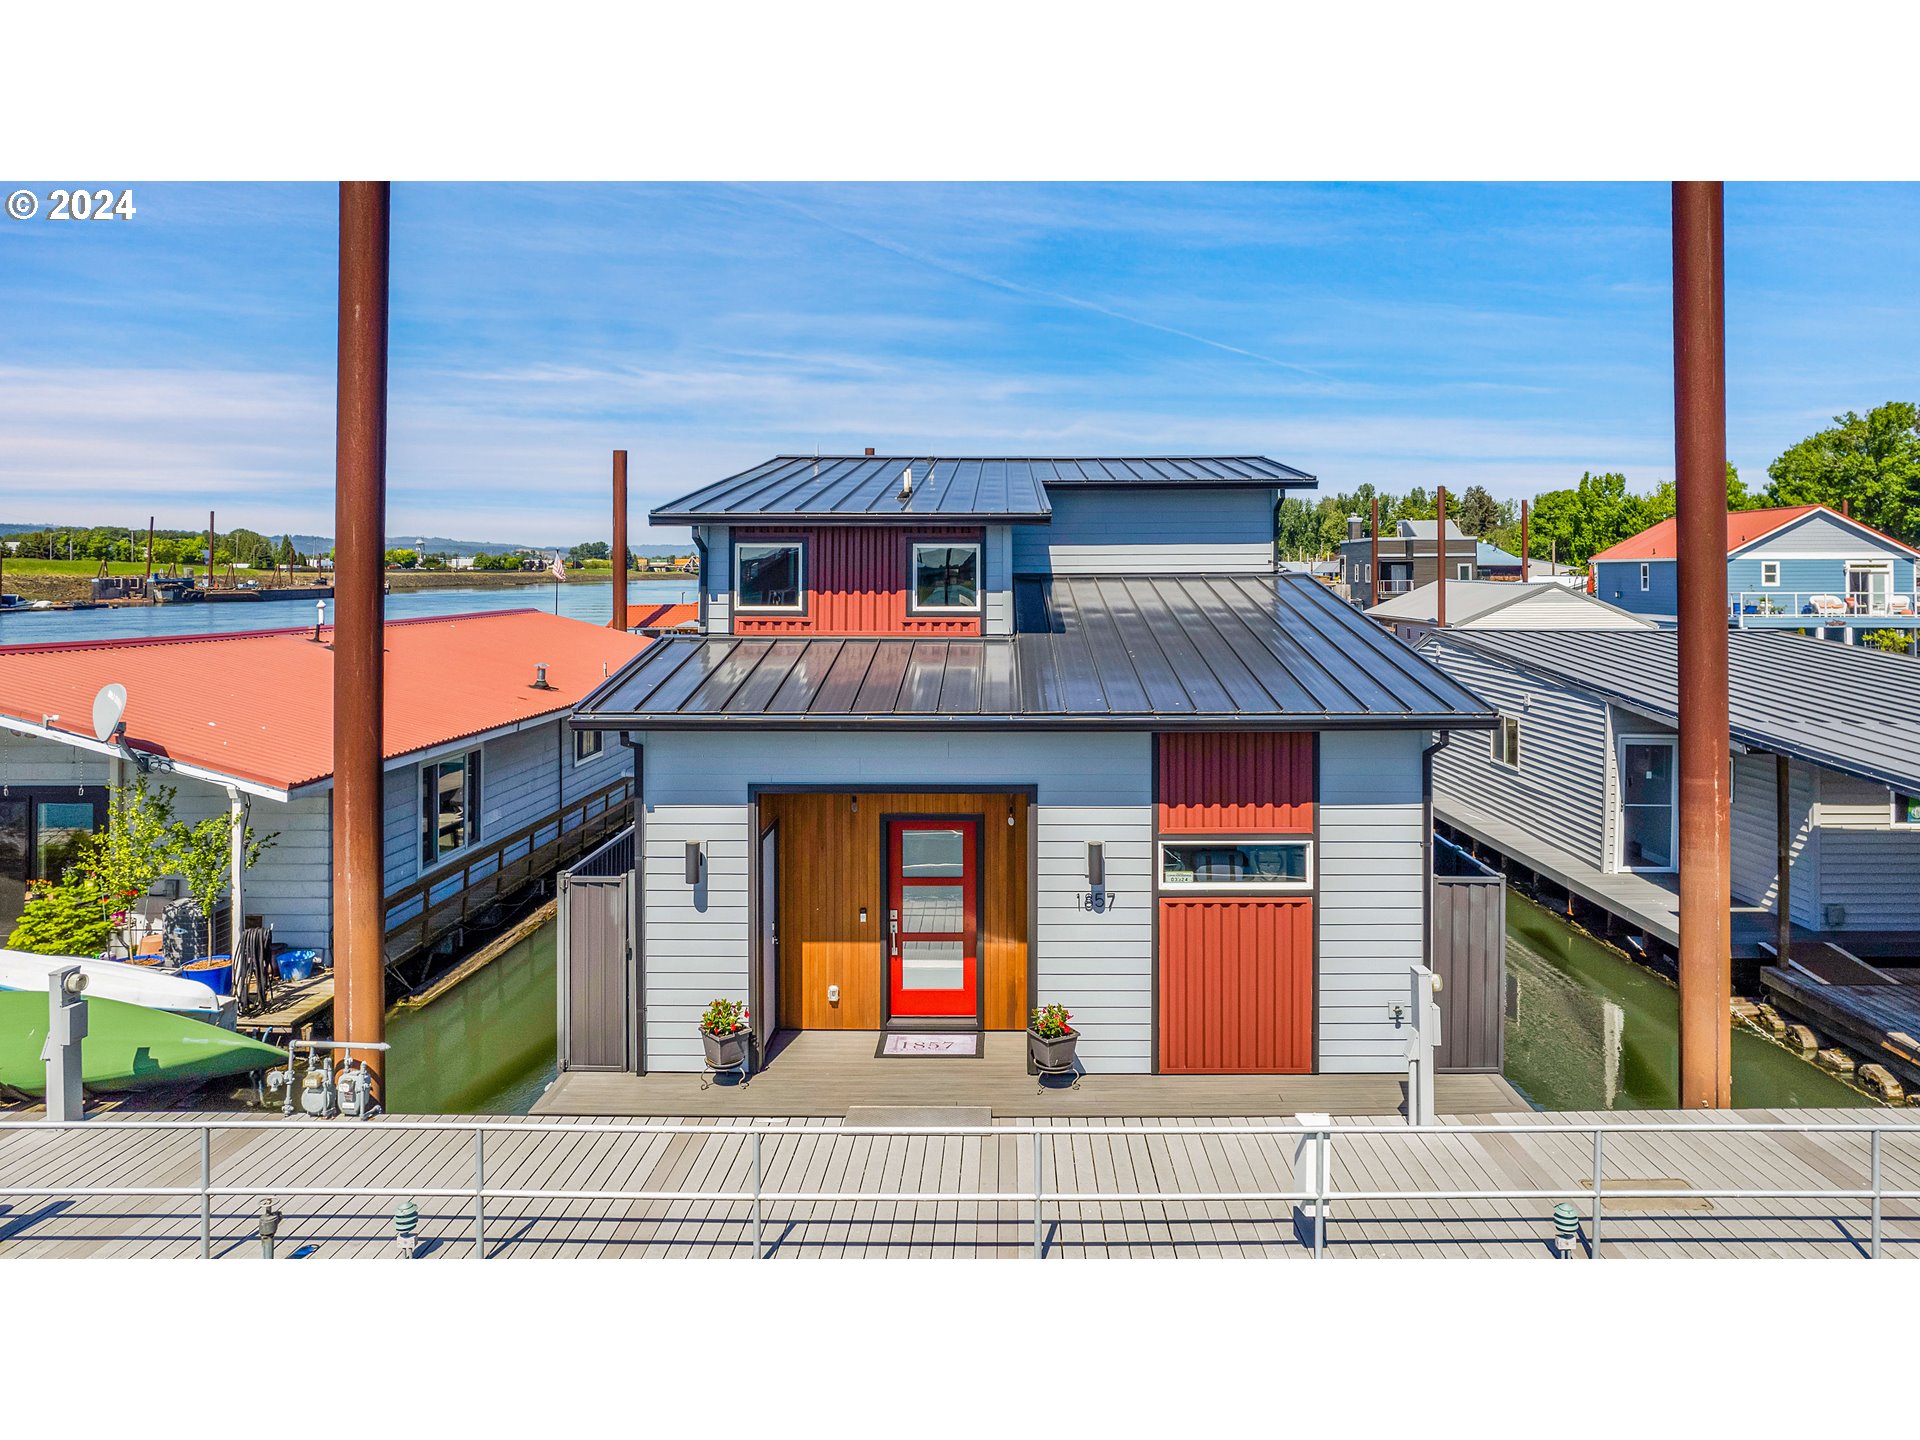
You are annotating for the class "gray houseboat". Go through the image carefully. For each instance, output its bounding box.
[562,455,1498,1080]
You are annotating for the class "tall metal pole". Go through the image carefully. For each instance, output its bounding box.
[1369,497,1380,606]
[1520,500,1530,583]
[1673,180,1733,1109]
[1435,486,1448,628]
[611,449,629,631]
[332,181,391,1099]
[144,517,154,585]
[207,511,216,588]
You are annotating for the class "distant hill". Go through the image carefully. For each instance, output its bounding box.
[2,521,684,558]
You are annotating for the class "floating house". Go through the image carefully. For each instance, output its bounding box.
[1337,517,1479,599]
[562,455,1498,1079]
[1416,627,1920,1079]
[0,609,688,965]
[1589,504,1920,632]
[1366,579,1653,644]
[1472,542,1582,586]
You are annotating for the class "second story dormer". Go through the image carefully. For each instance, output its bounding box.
[652,454,1316,636]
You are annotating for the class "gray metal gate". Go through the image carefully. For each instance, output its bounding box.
[1433,836,1507,1073]
[557,826,636,1072]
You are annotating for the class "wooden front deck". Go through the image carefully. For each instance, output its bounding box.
[532,1031,1533,1117]
[3,1107,1917,1259]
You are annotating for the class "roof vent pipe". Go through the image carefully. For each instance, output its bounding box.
[899,464,914,500]
[532,663,554,691]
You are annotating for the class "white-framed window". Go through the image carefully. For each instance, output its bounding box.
[734,539,805,612]
[1891,791,1920,828]
[1639,562,1651,592]
[1457,563,1472,581]
[1364,562,1373,583]
[1616,734,1677,872]
[572,728,604,765]
[419,748,483,869]
[1160,838,1313,892]
[909,541,982,613]
[1760,560,1781,587]
[1492,714,1520,768]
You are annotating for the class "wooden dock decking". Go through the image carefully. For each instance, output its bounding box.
[533,1031,1532,1118]
[4,1108,1917,1259]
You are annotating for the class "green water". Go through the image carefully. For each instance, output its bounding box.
[1504,890,1872,1110]
[384,920,558,1114]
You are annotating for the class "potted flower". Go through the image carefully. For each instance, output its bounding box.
[699,997,751,1070]
[1028,1002,1077,1073]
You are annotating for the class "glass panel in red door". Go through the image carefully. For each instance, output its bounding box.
[887,819,978,1019]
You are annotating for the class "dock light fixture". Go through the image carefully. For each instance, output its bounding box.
[313,598,327,640]
[685,841,704,884]
[257,1198,282,1259]
[1087,842,1105,887]
[394,1197,419,1259]
[1552,1202,1580,1258]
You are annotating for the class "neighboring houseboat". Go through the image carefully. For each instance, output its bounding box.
[0,608,688,971]
[1472,542,1582,586]
[1417,627,1920,1083]
[1338,517,1479,599]
[563,455,1497,1078]
[1589,503,1920,633]
[1366,579,1653,644]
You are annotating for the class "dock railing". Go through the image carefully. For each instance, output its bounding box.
[0,1116,1912,1259]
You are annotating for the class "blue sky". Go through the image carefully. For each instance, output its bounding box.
[2,182,1916,545]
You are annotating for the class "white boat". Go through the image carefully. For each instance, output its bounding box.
[0,948,229,1021]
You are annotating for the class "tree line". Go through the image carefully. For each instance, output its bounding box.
[7,524,307,569]
[1277,401,1920,566]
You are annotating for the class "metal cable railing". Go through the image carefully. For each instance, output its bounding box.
[1,1116,1913,1259]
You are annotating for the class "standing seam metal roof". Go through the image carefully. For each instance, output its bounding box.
[574,573,1492,730]
[649,455,1315,524]
[1422,628,1920,793]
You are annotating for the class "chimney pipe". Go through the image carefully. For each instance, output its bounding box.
[864,447,875,457]
[1346,515,1362,542]
[1369,499,1380,607]
[611,449,628,632]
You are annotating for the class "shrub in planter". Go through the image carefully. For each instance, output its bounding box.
[1028,1001,1078,1072]
[699,997,751,1069]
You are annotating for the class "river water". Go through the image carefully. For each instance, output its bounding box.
[1,579,697,643]
[1503,890,1870,1109]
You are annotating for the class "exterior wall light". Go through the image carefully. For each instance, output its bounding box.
[685,842,704,885]
[1087,842,1105,887]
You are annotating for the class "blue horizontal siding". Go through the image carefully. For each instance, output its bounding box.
[1593,559,1676,616]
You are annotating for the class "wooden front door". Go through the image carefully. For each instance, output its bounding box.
[886,818,979,1021]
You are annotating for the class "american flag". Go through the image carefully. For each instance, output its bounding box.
[549,553,567,581]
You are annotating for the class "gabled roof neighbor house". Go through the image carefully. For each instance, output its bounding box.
[566,455,1497,1080]
[0,609,687,966]
[1366,579,1655,644]
[1589,504,1920,630]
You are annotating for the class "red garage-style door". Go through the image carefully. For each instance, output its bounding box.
[1159,897,1312,1074]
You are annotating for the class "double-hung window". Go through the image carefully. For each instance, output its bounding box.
[1639,562,1651,592]
[735,540,805,612]
[420,749,482,869]
[1492,714,1520,768]
[910,541,981,613]
[1760,560,1781,587]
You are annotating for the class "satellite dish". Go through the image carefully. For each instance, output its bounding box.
[92,683,128,744]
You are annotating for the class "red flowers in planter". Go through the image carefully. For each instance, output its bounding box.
[700,998,749,1037]
[1030,1002,1073,1039]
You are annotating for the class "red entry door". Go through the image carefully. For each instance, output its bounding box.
[886,819,979,1019]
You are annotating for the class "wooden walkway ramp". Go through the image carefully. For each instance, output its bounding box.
[3,1108,1918,1259]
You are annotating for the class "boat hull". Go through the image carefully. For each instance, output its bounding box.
[0,948,227,1021]
[0,991,284,1094]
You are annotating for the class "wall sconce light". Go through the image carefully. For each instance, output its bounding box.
[1007,802,1016,827]
[851,795,858,815]
[684,842,704,884]
[1086,842,1105,887]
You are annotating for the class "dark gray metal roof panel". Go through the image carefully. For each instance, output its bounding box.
[575,574,1492,731]
[1426,629,1920,793]
[651,455,1314,524]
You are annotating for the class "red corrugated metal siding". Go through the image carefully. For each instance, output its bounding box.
[733,526,983,635]
[1156,732,1313,832]
[1158,897,1312,1073]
